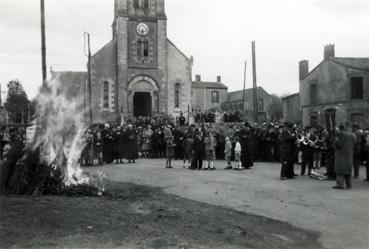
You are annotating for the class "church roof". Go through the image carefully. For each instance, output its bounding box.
[226,87,269,102]
[331,57,369,71]
[167,39,191,62]
[192,81,228,90]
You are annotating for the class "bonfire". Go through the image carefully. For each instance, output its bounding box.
[5,77,105,196]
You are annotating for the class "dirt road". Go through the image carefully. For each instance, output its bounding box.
[87,159,369,249]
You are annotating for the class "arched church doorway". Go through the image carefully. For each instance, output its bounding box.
[127,75,160,117]
[133,92,152,117]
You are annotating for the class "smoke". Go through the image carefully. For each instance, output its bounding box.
[31,76,89,186]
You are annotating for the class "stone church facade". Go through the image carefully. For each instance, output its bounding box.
[89,0,192,122]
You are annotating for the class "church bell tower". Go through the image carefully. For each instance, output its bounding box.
[113,0,169,117]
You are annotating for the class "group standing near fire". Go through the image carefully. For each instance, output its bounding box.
[1,113,369,191]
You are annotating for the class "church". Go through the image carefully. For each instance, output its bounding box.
[54,0,201,123]
[91,0,196,123]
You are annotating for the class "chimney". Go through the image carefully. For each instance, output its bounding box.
[299,60,309,81]
[195,74,201,82]
[216,76,222,83]
[324,44,335,60]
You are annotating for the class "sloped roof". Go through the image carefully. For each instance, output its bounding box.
[167,39,191,61]
[304,57,369,80]
[92,39,116,59]
[192,81,228,90]
[281,93,299,100]
[331,57,369,71]
[226,87,269,102]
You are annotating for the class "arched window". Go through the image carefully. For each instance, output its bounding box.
[175,83,181,108]
[103,81,109,109]
[137,39,149,60]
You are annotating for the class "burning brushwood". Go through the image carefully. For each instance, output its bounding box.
[4,76,106,196]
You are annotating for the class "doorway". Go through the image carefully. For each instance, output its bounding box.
[133,92,152,117]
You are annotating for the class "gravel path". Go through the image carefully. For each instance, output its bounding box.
[86,159,369,249]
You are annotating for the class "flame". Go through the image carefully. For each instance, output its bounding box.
[31,77,89,186]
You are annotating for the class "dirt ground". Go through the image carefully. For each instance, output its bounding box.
[0,181,324,249]
[85,159,369,249]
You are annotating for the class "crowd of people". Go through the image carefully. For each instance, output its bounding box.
[77,115,369,187]
[2,115,369,190]
[193,110,242,123]
[0,126,26,162]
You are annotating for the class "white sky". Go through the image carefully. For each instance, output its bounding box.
[0,0,368,100]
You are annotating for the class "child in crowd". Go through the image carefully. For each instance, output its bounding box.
[165,136,176,169]
[234,137,242,170]
[204,131,216,170]
[224,137,232,169]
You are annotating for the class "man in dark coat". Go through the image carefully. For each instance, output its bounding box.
[102,124,114,164]
[265,126,276,162]
[113,126,125,164]
[279,123,297,180]
[352,126,363,178]
[239,123,253,169]
[324,131,336,180]
[124,124,137,163]
[216,131,225,160]
[191,130,204,170]
[333,124,356,189]
[173,127,184,160]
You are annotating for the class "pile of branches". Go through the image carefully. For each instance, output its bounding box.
[1,144,100,197]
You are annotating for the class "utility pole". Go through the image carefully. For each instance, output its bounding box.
[84,32,93,124]
[242,61,247,118]
[252,41,259,124]
[40,0,47,85]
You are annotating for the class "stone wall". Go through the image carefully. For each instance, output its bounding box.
[90,40,118,123]
[116,17,129,119]
[192,87,227,112]
[89,0,194,122]
[128,21,158,68]
[223,88,274,123]
[157,19,168,114]
[167,40,192,116]
[300,60,369,128]
[282,94,300,124]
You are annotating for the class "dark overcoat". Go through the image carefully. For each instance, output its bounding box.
[334,131,356,175]
[125,128,138,160]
